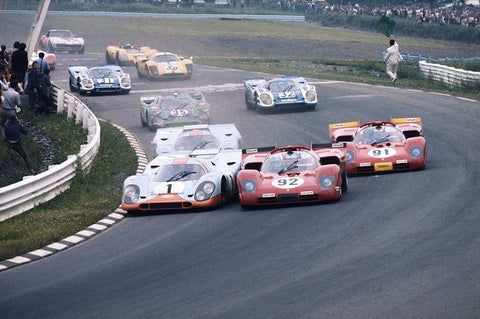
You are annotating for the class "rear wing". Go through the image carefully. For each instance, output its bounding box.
[282,75,307,86]
[328,121,360,143]
[391,117,423,138]
[140,95,160,105]
[241,144,346,170]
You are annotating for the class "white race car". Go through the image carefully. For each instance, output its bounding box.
[151,123,242,157]
[68,65,131,95]
[41,29,85,54]
[121,151,241,212]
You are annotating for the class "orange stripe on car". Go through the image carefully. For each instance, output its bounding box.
[172,157,189,165]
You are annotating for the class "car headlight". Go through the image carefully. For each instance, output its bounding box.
[195,181,215,201]
[305,89,317,103]
[241,179,256,193]
[149,65,159,76]
[319,176,334,189]
[258,93,273,106]
[346,150,355,163]
[121,77,130,87]
[123,185,140,204]
[409,146,423,159]
[81,78,93,88]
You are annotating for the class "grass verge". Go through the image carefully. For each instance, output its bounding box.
[0,121,138,261]
[0,107,87,187]
[197,57,480,96]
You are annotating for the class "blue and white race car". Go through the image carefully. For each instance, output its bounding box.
[68,65,131,95]
[244,76,317,112]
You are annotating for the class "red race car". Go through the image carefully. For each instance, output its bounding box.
[237,144,347,209]
[328,118,426,174]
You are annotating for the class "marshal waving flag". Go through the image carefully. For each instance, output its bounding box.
[375,16,396,38]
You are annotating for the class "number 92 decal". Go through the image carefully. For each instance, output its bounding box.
[272,177,304,189]
[368,148,397,158]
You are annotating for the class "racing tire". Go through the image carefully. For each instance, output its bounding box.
[136,65,145,79]
[146,114,155,132]
[140,111,147,127]
[69,79,76,92]
[305,104,317,112]
[220,181,228,207]
[341,170,348,194]
[121,89,130,95]
[79,46,85,54]
[245,92,255,110]
[48,41,55,53]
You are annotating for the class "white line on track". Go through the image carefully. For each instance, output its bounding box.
[130,83,243,94]
[329,94,378,99]
[456,97,478,102]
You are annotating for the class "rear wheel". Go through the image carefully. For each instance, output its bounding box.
[79,46,85,54]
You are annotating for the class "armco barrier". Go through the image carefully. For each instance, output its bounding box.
[0,85,101,222]
[419,60,480,87]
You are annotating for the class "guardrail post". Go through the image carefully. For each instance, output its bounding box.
[76,102,84,124]
[57,90,65,113]
[67,95,74,119]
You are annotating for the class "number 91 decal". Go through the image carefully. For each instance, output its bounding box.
[368,148,397,158]
[272,177,304,189]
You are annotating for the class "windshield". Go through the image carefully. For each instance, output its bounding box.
[162,98,193,109]
[50,30,73,37]
[268,80,296,92]
[88,68,113,78]
[154,164,205,182]
[174,134,219,151]
[152,54,180,63]
[261,151,319,173]
[354,125,406,145]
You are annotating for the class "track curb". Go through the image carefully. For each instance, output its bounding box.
[0,121,147,272]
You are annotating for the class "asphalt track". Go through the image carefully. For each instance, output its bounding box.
[1,51,479,318]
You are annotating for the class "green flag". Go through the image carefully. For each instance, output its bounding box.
[375,16,396,38]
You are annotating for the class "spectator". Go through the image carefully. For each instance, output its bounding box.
[384,39,403,84]
[37,69,52,115]
[0,45,10,76]
[4,116,36,175]
[10,42,28,88]
[0,78,21,141]
[35,51,50,74]
[25,61,40,109]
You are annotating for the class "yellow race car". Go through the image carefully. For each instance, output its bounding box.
[136,52,193,80]
[105,44,157,66]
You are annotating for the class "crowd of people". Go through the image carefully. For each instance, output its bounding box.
[278,1,480,28]
[0,41,53,176]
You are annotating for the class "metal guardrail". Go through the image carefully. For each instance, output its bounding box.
[0,10,305,22]
[381,52,480,63]
[0,85,101,222]
[419,60,480,87]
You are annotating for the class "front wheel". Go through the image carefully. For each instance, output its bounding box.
[69,78,76,92]
[79,46,85,54]
[48,41,55,53]
[140,110,147,127]
[245,92,254,110]
[341,169,348,194]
